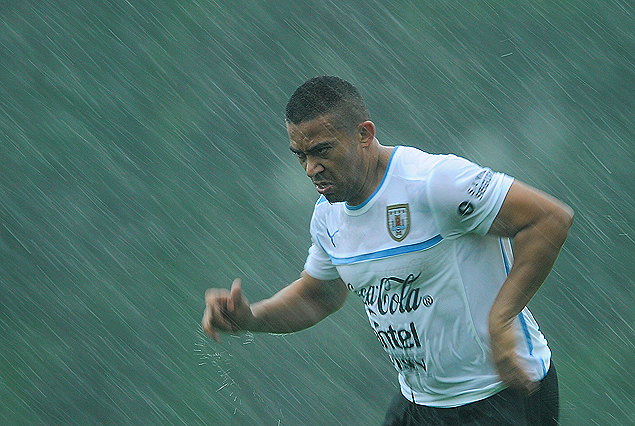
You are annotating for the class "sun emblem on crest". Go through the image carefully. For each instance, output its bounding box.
[386,204,411,242]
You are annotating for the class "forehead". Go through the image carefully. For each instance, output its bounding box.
[287,115,342,148]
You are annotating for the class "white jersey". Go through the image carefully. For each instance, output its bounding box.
[304,146,551,408]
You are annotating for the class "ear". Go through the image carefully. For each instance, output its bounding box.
[358,121,376,147]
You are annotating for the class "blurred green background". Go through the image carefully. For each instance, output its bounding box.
[1,0,634,425]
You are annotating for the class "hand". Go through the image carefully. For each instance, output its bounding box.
[489,317,539,394]
[202,278,254,342]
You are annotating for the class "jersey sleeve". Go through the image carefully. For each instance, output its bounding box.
[304,239,340,281]
[426,155,514,238]
[303,205,341,281]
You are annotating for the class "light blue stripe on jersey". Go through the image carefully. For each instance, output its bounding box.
[326,234,443,265]
[499,238,511,275]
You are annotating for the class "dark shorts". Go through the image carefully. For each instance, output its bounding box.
[382,363,559,426]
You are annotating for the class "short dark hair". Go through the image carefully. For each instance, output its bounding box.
[285,76,370,132]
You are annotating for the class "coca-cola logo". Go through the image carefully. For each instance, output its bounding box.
[349,272,433,316]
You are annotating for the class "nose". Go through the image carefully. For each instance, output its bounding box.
[305,156,324,178]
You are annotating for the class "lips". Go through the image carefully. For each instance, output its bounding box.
[313,181,333,195]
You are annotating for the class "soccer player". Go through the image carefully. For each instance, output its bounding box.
[202,76,573,426]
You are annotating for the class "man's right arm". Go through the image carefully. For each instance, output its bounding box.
[202,271,349,341]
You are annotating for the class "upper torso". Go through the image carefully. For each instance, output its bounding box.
[304,146,551,407]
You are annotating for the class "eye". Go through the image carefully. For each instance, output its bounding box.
[313,145,331,157]
[316,146,329,155]
[295,152,307,162]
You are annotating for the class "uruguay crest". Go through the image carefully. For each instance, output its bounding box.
[386,204,410,242]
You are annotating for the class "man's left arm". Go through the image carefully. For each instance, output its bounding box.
[487,180,574,392]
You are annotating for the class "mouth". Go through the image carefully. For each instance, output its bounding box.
[313,181,333,195]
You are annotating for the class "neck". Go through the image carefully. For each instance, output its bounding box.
[347,144,394,206]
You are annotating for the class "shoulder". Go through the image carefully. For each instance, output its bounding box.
[314,195,330,209]
[426,154,499,193]
[309,195,340,230]
[389,146,450,179]
[310,195,329,222]
[387,146,489,186]
[312,195,336,215]
[425,155,515,237]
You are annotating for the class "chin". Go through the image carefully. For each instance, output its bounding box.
[323,193,344,204]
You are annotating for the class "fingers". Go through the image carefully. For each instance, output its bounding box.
[202,279,246,341]
[201,304,221,342]
[496,355,539,394]
[228,278,242,312]
[489,317,538,394]
[202,287,233,341]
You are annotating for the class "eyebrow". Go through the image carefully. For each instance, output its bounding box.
[289,141,334,156]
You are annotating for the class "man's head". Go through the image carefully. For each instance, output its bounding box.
[285,76,370,134]
[285,76,379,206]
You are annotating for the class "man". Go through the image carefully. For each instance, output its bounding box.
[202,76,573,425]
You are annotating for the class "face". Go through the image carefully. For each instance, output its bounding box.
[287,115,369,205]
